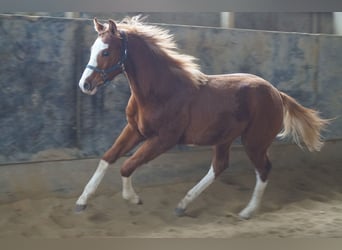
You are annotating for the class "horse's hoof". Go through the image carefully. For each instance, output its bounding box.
[123,194,143,205]
[174,207,186,217]
[238,211,252,220]
[129,196,143,205]
[75,204,87,213]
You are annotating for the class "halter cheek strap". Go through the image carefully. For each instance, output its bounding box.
[86,30,128,85]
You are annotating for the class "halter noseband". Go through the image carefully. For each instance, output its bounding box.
[86,30,128,87]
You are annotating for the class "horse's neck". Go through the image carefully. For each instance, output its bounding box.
[124,36,183,104]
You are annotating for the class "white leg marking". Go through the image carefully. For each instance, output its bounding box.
[176,165,215,211]
[76,159,109,206]
[239,172,268,219]
[122,176,141,204]
[79,37,109,93]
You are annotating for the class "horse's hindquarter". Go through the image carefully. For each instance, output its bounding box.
[181,73,283,146]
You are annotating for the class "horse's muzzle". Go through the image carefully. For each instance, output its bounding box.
[80,82,97,95]
[83,82,92,91]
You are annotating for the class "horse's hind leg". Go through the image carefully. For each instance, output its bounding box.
[175,143,231,216]
[238,140,273,219]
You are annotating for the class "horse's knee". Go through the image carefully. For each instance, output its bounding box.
[120,166,133,177]
[120,157,138,177]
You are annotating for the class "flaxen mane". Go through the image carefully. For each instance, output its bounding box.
[117,16,207,85]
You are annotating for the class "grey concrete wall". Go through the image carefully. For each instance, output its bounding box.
[234,13,334,34]
[0,15,80,162]
[0,14,341,163]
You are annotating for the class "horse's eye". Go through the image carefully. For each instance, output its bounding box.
[102,50,110,57]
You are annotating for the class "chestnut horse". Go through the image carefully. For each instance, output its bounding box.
[76,17,328,219]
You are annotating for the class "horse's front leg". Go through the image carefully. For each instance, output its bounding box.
[75,124,143,212]
[119,136,176,205]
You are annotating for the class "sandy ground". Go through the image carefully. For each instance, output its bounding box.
[0,159,341,238]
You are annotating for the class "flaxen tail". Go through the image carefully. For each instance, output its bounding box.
[278,92,329,152]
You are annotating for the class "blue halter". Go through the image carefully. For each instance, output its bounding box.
[86,30,128,87]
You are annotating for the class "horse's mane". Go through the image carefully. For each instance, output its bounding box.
[117,16,207,86]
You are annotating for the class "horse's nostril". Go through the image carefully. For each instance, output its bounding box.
[83,82,91,91]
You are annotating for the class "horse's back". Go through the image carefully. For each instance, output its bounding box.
[199,73,283,117]
[207,73,283,111]
[181,73,283,145]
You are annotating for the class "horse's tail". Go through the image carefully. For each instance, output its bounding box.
[278,92,329,152]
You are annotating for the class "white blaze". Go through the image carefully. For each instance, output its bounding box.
[79,37,109,93]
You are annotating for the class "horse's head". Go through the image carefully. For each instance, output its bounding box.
[79,18,127,95]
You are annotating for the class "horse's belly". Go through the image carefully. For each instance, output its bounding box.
[180,118,248,146]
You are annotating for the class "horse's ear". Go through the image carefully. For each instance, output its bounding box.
[108,19,118,34]
[93,17,105,33]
